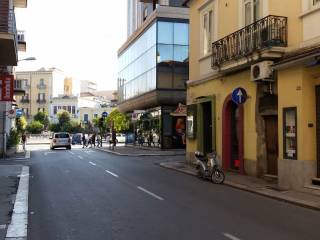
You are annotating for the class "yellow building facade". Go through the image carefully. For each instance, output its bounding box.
[185,0,320,189]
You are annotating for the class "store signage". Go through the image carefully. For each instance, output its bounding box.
[232,87,247,105]
[0,75,14,102]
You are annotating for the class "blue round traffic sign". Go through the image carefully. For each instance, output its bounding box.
[102,112,108,118]
[16,109,23,118]
[231,87,247,105]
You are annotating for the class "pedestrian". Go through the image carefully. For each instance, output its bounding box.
[92,133,96,148]
[97,134,102,147]
[21,133,27,152]
[82,133,86,148]
[111,129,116,150]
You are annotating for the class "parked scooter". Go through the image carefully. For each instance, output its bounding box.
[195,151,225,184]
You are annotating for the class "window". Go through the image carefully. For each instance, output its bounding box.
[22,93,29,100]
[314,0,320,6]
[94,114,98,119]
[53,106,57,115]
[15,80,22,89]
[38,108,41,112]
[84,114,89,122]
[39,79,44,85]
[283,107,297,160]
[23,80,28,88]
[158,22,173,44]
[38,93,45,100]
[72,106,76,114]
[67,106,71,113]
[202,10,213,55]
[244,0,261,26]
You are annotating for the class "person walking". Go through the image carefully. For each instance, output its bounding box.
[111,129,116,150]
[21,133,27,152]
[91,133,96,148]
[82,133,86,148]
[97,134,102,147]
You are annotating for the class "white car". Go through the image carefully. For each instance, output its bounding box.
[50,132,71,150]
[116,133,126,143]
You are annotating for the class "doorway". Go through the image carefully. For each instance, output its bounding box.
[222,95,244,174]
[316,86,320,177]
[202,101,212,154]
[264,116,278,175]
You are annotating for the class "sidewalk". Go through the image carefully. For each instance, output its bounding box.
[0,165,22,239]
[160,161,320,211]
[96,144,185,156]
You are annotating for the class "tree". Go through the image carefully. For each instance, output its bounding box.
[93,117,107,136]
[58,111,71,126]
[26,121,44,134]
[106,109,129,132]
[49,123,60,132]
[33,111,49,129]
[16,116,27,133]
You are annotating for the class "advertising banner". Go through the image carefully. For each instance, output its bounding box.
[0,74,14,102]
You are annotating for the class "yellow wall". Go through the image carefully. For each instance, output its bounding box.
[187,70,257,164]
[278,66,320,162]
[269,0,303,47]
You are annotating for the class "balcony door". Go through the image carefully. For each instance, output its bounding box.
[243,0,261,26]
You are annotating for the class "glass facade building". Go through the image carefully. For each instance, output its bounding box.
[118,19,189,102]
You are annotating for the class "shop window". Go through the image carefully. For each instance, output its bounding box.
[283,107,297,160]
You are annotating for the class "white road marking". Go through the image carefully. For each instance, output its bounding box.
[89,161,96,166]
[0,224,6,230]
[44,152,56,156]
[137,186,164,201]
[105,170,119,178]
[223,233,241,240]
[6,166,29,239]
[78,156,83,160]
[84,150,95,154]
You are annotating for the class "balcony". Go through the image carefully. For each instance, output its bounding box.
[20,98,30,103]
[212,15,288,71]
[37,84,47,89]
[37,99,46,104]
[13,0,27,8]
[17,30,26,52]
[0,8,18,66]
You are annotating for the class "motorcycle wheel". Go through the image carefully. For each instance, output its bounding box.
[211,168,225,184]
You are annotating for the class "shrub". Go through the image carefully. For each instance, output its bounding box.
[26,121,44,134]
[7,128,20,148]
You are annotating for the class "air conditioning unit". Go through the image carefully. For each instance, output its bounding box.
[251,61,274,82]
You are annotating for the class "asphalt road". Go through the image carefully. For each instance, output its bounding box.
[26,145,320,240]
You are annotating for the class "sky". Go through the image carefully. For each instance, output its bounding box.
[15,0,127,91]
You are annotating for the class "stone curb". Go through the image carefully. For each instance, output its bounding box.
[159,162,320,211]
[95,147,186,157]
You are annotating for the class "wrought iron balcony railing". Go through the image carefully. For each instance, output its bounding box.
[20,98,30,103]
[37,99,46,104]
[212,15,288,68]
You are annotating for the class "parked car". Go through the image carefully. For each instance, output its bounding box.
[72,133,82,145]
[50,132,71,150]
[116,133,126,143]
